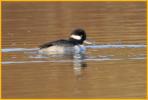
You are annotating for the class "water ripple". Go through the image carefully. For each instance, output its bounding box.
[1,44,146,53]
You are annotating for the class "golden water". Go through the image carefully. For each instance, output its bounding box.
[2,2,146,98]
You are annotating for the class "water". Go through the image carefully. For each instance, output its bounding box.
[2,44,146,64]
[2,2,146,98]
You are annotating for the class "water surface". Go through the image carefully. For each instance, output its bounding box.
[2,2,146,98]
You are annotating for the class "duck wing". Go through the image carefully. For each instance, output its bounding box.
[39,39,73,49]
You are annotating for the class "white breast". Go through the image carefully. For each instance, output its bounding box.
[39,46,65,55]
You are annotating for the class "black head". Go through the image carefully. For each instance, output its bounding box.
[69,29,86,44]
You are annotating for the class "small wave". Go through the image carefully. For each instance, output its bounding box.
[0,58,132,65]
[86,44,146,49]
[1,44,146,53]
[2,60,73,64]
[2,55,146,64]
[129,57,146,60]
[2,48,39,53]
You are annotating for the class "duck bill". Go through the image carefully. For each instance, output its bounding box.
[84,40,92,45]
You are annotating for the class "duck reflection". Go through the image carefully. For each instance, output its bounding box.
[37,51,87,77]
[73,53,87,76]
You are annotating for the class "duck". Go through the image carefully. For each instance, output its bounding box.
[39,29,91,55]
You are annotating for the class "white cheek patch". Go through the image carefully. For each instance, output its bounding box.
[70,35,81,40]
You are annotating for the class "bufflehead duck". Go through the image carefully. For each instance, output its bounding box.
[39,29,91,55]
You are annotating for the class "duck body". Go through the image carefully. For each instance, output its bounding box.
[39,29,90,55]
